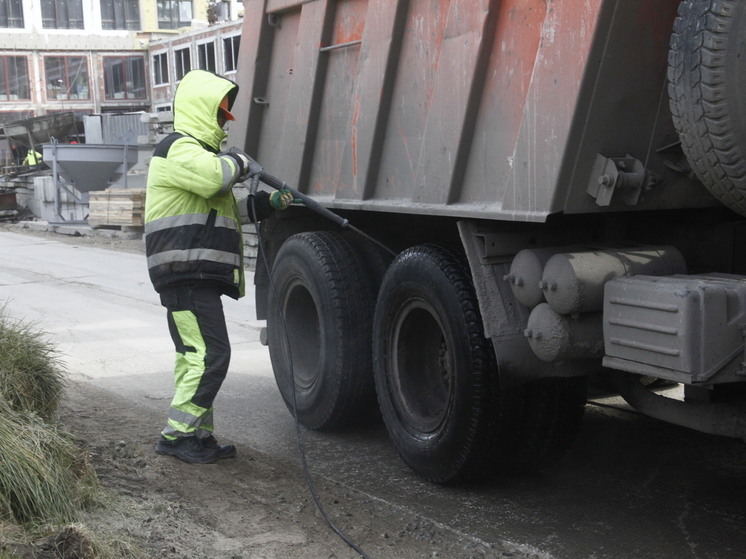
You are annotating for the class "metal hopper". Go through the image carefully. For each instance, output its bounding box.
[42,142,139,222]
[42,143,138,193]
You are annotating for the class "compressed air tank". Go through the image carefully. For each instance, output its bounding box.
[540,246,686,315]
[506,247,576,308]
[524,303,604,362]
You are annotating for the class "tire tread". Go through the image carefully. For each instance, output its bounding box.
[669,0,746,215]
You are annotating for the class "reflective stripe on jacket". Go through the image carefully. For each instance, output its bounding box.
[144,70,246,298]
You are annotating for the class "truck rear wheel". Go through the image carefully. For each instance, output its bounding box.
[509,376,587,472]
[267,231,376,430]
[342,231,394,294]
[372,244,515,484]
[373,244,588,483]
[669,0,746,215]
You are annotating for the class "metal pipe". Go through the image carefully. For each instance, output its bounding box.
[319,40,362,53]
[51,141,62,221]
[123,143,128,189]
[609,371,746,439]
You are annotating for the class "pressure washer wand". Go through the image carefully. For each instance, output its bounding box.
[258,170,350,229]
[255,169,397,258]
[241,150,395,257]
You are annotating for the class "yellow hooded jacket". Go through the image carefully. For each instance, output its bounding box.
[144,70,246,298]
[22,149,42,166]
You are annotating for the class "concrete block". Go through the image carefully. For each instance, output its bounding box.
[50,224,94,237]
[39,199,87,223]
[18,220,50,232]
[94,228,142,241]
[33,176,53,201]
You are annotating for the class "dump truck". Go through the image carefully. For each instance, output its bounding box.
[227,0,746,484]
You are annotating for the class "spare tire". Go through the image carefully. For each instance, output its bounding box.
[668,0,746,216]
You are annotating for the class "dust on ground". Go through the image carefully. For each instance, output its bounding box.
[60,381,508,559]
[2,222,519,559]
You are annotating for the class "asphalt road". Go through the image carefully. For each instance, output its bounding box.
[2,228,746,559]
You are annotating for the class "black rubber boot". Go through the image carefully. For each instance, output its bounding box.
[201,435,237,459]
[155,435,218,464]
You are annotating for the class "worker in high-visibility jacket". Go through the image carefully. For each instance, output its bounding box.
[22,149,42,166]
[145,70,293,464]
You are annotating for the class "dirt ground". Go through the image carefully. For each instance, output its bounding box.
[4,223,524,559]
[60,381,512,559]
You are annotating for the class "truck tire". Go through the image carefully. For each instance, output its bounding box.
[669,0,746,215]
[508,376,587,473]
[372,244,518,484]
[267,231,377,430]
[342,231,394,294]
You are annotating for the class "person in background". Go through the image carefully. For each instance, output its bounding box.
[22,148,42,166]
[144,69,293,464]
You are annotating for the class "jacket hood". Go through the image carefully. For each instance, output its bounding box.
[173,70,238,151]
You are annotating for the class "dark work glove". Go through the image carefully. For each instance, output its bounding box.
[269,189,294,210]
[224,148,262,182]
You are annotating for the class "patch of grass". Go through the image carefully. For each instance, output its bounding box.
[0,309,89,526]
[0,397,99,525]
[0,307,150,558]
[92,534,151,559]
[0,309,66,420]
[0,521,150,559]
[0,520,24,558]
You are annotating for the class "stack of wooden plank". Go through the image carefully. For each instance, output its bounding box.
[88,188,145,229]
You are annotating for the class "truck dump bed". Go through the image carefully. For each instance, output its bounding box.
[229,0,716,222]
[229,0,746,485]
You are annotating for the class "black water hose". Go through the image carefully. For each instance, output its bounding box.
[247,169,375,559]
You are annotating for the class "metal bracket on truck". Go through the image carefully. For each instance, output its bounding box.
[587,154,660,207]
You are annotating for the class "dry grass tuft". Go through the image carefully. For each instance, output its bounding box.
[0,519,150,559]
[0,309,66,420]
[0,307,149,558]
[0,397,99,525]
[49,523,96,559]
